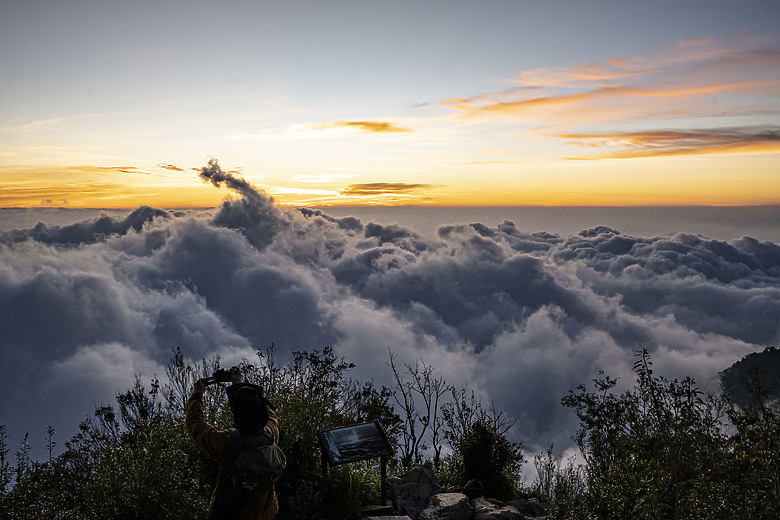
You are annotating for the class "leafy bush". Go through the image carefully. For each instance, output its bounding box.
[0,346,401,520]
[531,446,585,518]
[547,348,780,520]
[6,345,775,520]
[452,419,524,501]
[0,378,207,520]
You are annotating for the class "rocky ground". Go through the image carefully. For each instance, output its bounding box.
[367,464,549,520]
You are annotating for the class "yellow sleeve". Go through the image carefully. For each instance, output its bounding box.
[185,392,232,459]
[267,404,280,442]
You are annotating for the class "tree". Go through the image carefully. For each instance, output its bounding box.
[239,345,402,519]
[722,364,780,518]
[562,349,734,519]
[387,351,451,469]
[455,420,524,501]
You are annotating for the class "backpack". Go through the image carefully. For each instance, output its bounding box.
[229,426,286,493]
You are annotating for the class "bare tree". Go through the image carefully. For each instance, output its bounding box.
[387,350,452,469]
[388,351,422,467]
[410,359,450,470]
[442,384,516,448]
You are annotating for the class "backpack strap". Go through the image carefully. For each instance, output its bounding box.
[228,428,241,448]
[229,427,274,449]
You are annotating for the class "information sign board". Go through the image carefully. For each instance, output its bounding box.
[317,420,393,466]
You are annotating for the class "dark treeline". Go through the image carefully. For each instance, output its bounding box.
[1,346,778,519]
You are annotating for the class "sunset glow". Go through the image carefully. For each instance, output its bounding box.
[1,1,778,208]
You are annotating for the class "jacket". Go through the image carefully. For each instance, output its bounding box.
[186,391,280,520]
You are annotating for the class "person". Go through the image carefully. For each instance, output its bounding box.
[186,366,280,520]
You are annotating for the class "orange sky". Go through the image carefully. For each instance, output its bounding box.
[1,4,779,208]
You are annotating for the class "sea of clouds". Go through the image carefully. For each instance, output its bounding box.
[2,160,779,464]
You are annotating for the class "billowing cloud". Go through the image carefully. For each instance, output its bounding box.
[1,164,777,462]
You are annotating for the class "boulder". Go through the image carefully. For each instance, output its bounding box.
[419,493,473,520]
[390,462,443,519]
[505,499,549,518]
[363,504,399,517]
[472,498,524,520]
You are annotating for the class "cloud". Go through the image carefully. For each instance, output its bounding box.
[158,163,185,172]
[340,183,435,196]
[310,121,413,134]
[559,126,780,159]
[441,35,780,159]
[452,161,518,166]
[449,82,774,126]
[0,166,778,461]
[223,120,412,142]
[1,205,171,245]
[2,118,64,133]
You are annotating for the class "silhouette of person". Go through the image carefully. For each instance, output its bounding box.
[186,366,280,520]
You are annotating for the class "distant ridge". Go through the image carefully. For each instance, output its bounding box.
[719,347,780,407]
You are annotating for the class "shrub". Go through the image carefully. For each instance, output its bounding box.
[443,419,524,501]
[0,346,402,520]
[557,348,780,519]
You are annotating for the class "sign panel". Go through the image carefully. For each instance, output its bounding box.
[318,420,393,465]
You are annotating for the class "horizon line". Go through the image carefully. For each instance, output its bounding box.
[2,203,780,211]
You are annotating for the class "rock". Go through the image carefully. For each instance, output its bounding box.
[390,462,443,520]
[505,499,549,518]
[363,504,397,517]
[419,493,473,520]
[462,479,484,500]
[366,517,413,520]
[472,498,525,520]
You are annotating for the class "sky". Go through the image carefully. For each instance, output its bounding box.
[1,0,780,472]
[1,164,778,467]
[2,0,780,207]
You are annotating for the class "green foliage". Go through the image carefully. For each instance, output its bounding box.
[321,462,383,519]
[10,344,776,520]
[723,366,780,519]
[531,446,585,518]
[548,348,780,520]
[242,345,402,519]
[0,345,401,520]
[0,377,207,520]
[454,420,524,501]
[438,382,524,499]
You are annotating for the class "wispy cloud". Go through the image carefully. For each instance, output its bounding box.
[448,81,776,126]
[451,160,518,166]
[157,163,185,172]
[310,121,413,134]
[98,166,151,175]
[223,120,412,142]
[2,117,65,132]
[441,35,780,158]
[340,183,434,196]
[560,126,780,159]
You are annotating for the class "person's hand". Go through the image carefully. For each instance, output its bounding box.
[230,366,243,384]
[192,378,207,395]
